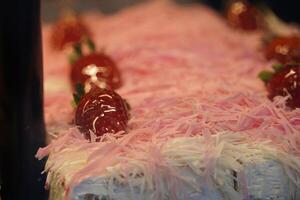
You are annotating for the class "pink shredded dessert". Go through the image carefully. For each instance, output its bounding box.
[38,1,300,200]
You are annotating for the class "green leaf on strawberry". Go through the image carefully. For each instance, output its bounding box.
[72,83,85,106]
[258,70,273,83]
[68,38,96,64]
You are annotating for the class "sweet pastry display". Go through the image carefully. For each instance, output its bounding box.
[37,1,300,200]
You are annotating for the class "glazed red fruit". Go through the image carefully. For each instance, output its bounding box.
[75,86,129,140]
[267,64,300,108]
[70,53,122,91]
[265,36,300,64]
[51,15,90,50]
[226,1,262,31]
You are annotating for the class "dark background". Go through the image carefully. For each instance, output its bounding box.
[42,0,300,23]
[0,0,46,199]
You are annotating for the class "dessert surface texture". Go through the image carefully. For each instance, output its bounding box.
[38,1,300,200]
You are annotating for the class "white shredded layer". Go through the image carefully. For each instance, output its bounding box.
[40,130,300,200]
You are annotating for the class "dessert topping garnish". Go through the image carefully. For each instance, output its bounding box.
[69,39,121,92]
[226,0,263,31]
[50,14,90,50]
[264,36,300,64]
[75,85,130,141]
[259,63,300,108]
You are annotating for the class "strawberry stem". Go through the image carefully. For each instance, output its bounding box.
[86,38,95,53]
[122,99,131,119]
[272,63,284,72]
[68,43,83,64]
[123,99,131,110]
[68,52,80,64]
[68,38,95,64]
[258,70,273,83]
[73,83,85,106]
[74,43,83,56]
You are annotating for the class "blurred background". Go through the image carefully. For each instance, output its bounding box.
[42,0,300,23]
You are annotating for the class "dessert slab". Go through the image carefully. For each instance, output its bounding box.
[38,1,300,200]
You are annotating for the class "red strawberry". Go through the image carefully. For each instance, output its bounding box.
[70,53,122,91]
[259,63,300,108]
[75,86,130,141]
[50,15,90,50]
[264,36,300,64]
[226,0,263,31]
